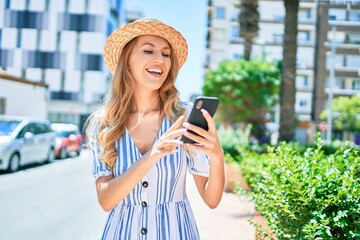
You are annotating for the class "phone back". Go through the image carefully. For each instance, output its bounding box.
[182,97,219,144]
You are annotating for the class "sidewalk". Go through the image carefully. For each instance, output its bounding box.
[187,178,256,240]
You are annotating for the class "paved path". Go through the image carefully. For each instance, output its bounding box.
[186,177,256,240]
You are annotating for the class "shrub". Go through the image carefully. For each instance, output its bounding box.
[218,124,252,161]
[240,136,360,239]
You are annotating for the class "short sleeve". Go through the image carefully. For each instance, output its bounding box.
[181,101,210,177]
[88,122,112,180]
[186,149,210,177]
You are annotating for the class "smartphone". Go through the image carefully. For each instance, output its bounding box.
[182,96,219,144]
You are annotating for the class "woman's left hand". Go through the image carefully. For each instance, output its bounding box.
[182,109,223,160]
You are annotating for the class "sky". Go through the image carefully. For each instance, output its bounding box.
[123,0,208,101]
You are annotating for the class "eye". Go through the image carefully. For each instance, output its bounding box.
[144,50,153,54]
[162,53,171,58]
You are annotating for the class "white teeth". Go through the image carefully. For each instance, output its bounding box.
[147,68,162,74]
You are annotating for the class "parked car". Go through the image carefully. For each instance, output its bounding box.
[51,123,83,159]
[0,115,56,172]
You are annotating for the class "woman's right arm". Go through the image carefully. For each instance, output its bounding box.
[94,116,186,212]
[95,154,157,212]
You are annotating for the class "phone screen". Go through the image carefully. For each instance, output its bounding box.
[182,96,219,144]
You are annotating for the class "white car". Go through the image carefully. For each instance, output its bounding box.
[0,115,56,172]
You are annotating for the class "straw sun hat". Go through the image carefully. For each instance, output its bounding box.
[104,18,188,75]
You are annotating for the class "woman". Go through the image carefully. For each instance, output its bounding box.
[86,18,224,239]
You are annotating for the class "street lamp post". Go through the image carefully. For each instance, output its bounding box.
[326,26,336,142]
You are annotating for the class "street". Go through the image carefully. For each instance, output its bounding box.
[0,150,255,240]
[0,151,107,240]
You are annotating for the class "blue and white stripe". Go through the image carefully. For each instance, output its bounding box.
[90,101,210,239]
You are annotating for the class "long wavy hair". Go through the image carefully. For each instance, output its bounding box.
[86,37,185,167]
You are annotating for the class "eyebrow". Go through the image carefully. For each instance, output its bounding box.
[140,42,171,51]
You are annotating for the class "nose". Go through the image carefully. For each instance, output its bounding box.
[154,52,165,63]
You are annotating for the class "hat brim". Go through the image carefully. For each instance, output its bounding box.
[104,19,188,75]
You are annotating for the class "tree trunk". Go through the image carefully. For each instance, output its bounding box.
[279,0,299,142]
[244,38,252,61]
[239,0,259,61]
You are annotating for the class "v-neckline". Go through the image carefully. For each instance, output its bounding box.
[125,115,166,156]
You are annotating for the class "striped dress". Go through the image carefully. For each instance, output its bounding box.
[89,102,210,240]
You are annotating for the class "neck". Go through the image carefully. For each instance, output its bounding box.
[131,90,161,114]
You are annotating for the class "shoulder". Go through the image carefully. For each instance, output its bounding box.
[85,109,104,137]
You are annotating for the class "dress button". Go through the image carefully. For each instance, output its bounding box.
[142,181,148,188]
[141,201,147,207]
[141,228,147,235]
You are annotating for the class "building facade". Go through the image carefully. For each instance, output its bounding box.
[0,71,48,118]
[313,1,360,122]
[205,0,360,143]
[0,0,123,129]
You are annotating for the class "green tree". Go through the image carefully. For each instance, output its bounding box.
[203,59,280,139]
[279,0,299,142]
[239,0,259,60]
[320,95,360,131]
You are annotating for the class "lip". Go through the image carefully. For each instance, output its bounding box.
[146,67,163,77]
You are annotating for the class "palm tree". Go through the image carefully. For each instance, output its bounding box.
[279,0,299,142]
[239,0,259,61]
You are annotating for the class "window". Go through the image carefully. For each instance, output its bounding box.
[76,54,102,71]
[274,15,284,21]
[4,10,49,29]
[272,33,283,43]
[5,0,10,8]
[16,30,21,48]
[298,31,310,43]
[350,10,360,21]
[0,98,5,114]
[303,76,309,87]
[22,51,65,69]
[348,33,360,44]
[33,123,52,134]
[106,21,115,37]
[215,7,225,19]
[231,8,240,21]
[335,78,344,89]
[299,99,307,108]
[233,53,241,59]
[231,25,240,40]
[299,9,312,20]
[346,55,360,68]
[58,13,102,32]
[328,15,336,20]
[50,91,79,101]
[353,80,360,90]
[17,124,35,138]
[0,49,14,67]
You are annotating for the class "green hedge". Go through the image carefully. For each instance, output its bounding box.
[239,136,360,239]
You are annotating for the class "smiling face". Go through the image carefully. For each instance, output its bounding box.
[128,35,172,92]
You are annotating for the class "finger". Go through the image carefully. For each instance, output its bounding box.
[182,122,209,139]
[183,131,215,149]
[169,115,185,131]
[166,128,187,139]
[200,109,216,132]
[158,149,179,155]
[162,139,184,146]
[162,115,185,138]
[157,139,183,151]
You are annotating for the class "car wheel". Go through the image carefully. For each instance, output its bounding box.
[76,149,81,156]
[8,153,20,173]
[59,147,67,159]
[47,148,56,163]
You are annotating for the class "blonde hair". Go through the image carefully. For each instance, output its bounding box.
[86,37,185,167]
